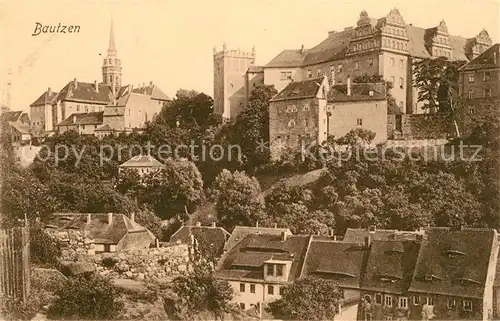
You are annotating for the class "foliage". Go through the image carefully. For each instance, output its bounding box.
[0,286,54,320]
[413,57,467,112]
[30,228,62,267]
[47,274,124,320]
[133,208,165,240]
[210,169,265,230]
[172,266,234,320]
[267,277,341,320]
[101,257,118,268]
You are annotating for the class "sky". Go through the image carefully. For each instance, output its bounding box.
[0,0,499,113]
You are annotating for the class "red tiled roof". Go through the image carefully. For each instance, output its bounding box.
[328,83,387,102]
[408,227,496,299]
[460,43,500,71]
[57,112,104,126]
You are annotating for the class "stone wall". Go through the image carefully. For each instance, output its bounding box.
[387,113,455,140]
[44,228,95,260]
[93,244,190,281]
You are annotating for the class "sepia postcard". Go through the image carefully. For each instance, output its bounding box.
[0,0,499,320]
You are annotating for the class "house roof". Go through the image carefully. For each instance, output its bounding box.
[57,112,104,126]
[46,213,150,244]
[10,122,31,134]
[361,240,421,294]
[459,43,500,72]
[56,81,112,104]
[271,77,326,102]
[247,65,264,73]
[265,16,479,68]
[170,225,231,256]
[343,228,422,243]
[119,154,163,168]
[224,226,293,252]
[131,83,171,101]
[300,240,367,289]
[408,227,496,299]
[215,234,310,283]
[328,83,386,102]
[2,111,23,122]
[30,91,58,106]
[95,124,114,132]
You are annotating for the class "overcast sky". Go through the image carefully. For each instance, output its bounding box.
[1,0,498,113]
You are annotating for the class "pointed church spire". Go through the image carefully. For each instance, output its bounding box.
[108,16,117,56]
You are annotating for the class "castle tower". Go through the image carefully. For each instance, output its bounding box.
[213,43,256,120]
[102,18,122,95]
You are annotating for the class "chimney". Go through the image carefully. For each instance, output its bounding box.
[94,80,99,92]
[347,76,351,96]
[107,213,113,226]
[73,78,77,89]
[47,87,52,96]
[281,231,288,242]
[300,44,305,55]
[149,81,153,86]
[196,222,201,227]
[211,222,216,228]
[255,221,259,228]
[130,212,135,222]
[364,236,371,248]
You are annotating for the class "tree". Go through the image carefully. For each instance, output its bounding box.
[335,128,376,146]
[232,84,278,168]
[47,274,124,320]
[159,90,218,129]
[29,228,62,267]
[172,267,234,320]
[413,57,466,112]
[267,277,341,320]
[143,159,205,219]
[210,169,265,230]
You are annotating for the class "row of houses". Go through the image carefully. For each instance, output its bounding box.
[171,223,500,320]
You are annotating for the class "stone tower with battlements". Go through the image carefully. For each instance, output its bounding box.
[102,18,122,95]
[213,44,256,120]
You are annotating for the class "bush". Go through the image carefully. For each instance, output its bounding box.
[47,274,123,320]
[29,228,62,267]
[101,257,118,268]
[0,286,54,320]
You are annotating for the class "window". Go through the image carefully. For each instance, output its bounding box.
[280,72,287,80]
[354,61,360,70]
[286,72,292,79]
[76,104,80,112]
[375,293,383,304]
[468,74,475,83]
[239,303,245,310]
[337,65,343,73]
[463,300,472,311]
[307,70,312,78]
[240,283,245,292]
[279,287,284,296]
[468,90,473,99]
[267,265,274,276]
[384,295,393,307]
[250,284,255,293]
[82,125,86,130]
[85,106,88,112]
[276,264,283,276]
[426,297,435,306]
[390,76,395,85]
[368,58,373,66]
[469,107,475,114]
[485,89,491,97]
[399,297,408,309]
[268,285,274,295]
[94,125,98,129]
[448,299,456,309]
[128,109,131,116]
[399,59,404,68]
[304,104,310,112]
[484,71,491,82]
[390,58,395,67]
[413,296,420,305]
[357,118,363,126]
[399,77,404,88]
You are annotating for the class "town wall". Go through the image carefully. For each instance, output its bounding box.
[387,113,455,140]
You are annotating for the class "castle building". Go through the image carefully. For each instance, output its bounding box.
[215,8,493,122]
[213,44,262,120]
[30,20,171,137]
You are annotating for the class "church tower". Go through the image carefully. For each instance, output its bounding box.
[102,18,122,95]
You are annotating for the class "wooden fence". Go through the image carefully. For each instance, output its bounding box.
[0,227,30,301]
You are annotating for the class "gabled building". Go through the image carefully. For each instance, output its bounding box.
[118,154,163,177]
[215,231,310,311]
[407,228,498,321]
[170,222,230,257]
[223,225,293,253]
